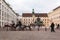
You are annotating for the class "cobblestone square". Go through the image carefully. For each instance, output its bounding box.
[0,29,60,40]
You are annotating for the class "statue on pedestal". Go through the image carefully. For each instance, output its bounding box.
[35,15,44,31]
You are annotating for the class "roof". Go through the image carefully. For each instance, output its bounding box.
[22,13,48,17]
[3,0,17,16]
[53,6,60,11]
[15,13,20,16]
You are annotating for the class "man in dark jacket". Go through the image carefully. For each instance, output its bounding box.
[50,22,55,32]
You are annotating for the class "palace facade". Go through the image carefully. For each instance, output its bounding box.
[0,0,18,27]
[20,9,50,28]
[48,6,60,26]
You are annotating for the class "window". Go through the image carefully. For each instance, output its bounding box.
[24,22,25,24]
[2,11,4,16]
[59,16,60,18]
[2,22,4,27]
[2,17,4,20]
[2,5,4,10]
[24,19,25,21]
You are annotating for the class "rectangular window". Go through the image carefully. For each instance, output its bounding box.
[2,17,4,20]
[2,11,4,16]
[2,22,3,26]
[2,5,4,10]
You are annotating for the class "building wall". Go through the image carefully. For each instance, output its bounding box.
[0,0,17,27]
[48,7,60,26]
[21,16,50,28]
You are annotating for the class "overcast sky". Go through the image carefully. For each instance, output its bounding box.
[5,0,60,15]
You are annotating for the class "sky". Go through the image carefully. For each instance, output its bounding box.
[5,0,60,15]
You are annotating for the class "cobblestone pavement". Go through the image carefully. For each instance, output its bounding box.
[0,29,60,40]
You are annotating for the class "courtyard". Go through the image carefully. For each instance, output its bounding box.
[0,29,60,40]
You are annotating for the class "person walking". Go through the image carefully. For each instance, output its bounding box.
[50,22,55,32]
[56,24,60,29]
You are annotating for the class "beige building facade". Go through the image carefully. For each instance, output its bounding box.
[48,6,60,26]
[21,13,50,28]
[0,0,18,27]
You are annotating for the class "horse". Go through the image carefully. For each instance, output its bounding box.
[22,25,31,31]
[3,24,16,31]
[15,21,23,31]
[3,24,11,31]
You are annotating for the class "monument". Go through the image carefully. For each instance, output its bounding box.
[35,14,44,31]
